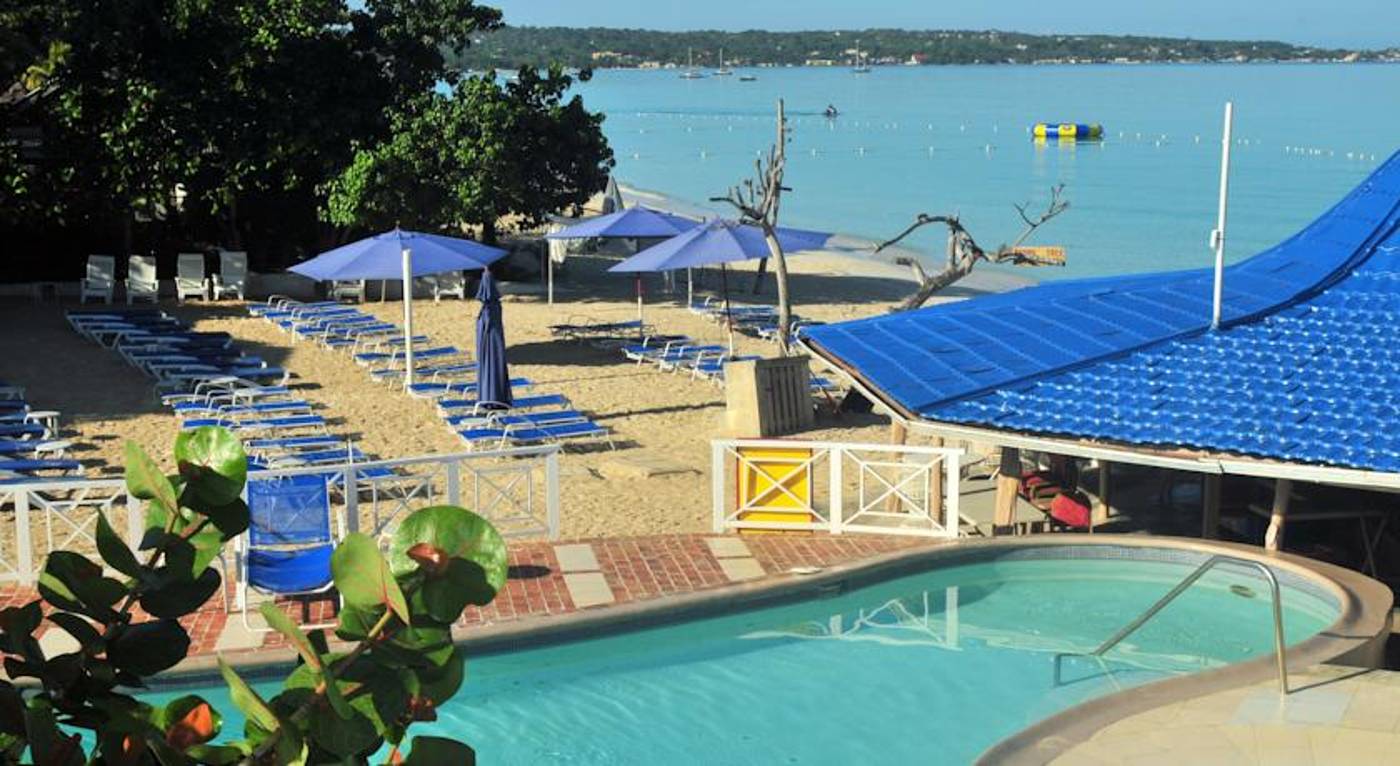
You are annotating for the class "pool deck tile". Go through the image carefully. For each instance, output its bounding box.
[552,543,600,573]
[0,533,930,666]
[1055,667,1400,766]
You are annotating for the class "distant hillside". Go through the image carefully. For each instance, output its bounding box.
[452,27,1398,70]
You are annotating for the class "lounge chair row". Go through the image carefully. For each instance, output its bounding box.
[687,296,826,344]
[548,315,652,348]
[68,310,289,391]
[0,384,79,484]
[249,298,617,452]
[79,252,248,305]
[305,272,471,304]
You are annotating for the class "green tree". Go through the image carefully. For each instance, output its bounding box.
[0,0,502,258]
[325,66,614,243]
[0,427,507,763]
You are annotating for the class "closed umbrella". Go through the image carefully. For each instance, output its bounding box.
[290,229,507,388]
[609,219,831,353]
[602,175,625,214]
[474,270,512,407]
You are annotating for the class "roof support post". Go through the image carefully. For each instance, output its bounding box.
[993,447,1021,536]
[1093,460,1112,533]
[1202,473,1222,540]
[1264,478,1292,552]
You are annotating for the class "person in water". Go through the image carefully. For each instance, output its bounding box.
[824,104,839,118]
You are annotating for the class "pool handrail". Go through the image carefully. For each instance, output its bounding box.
[1055,553,1289,694]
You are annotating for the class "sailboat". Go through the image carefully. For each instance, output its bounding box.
[715,48,733,76]
[852,41,872,74]
[679,47,707,79]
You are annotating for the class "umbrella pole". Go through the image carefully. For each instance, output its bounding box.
[721,263,735,358]
[687,268,693,308]
[548,250,555,306]
[635,275,644,339]
[401,247,414,389]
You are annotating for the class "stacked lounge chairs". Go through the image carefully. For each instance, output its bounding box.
[0,383,80,483]
[687,296,826,345]
[248,297,615,452]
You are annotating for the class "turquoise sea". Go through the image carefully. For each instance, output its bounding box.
[573,64,1399,279]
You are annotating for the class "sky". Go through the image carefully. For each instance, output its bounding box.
[484,0,1398,49]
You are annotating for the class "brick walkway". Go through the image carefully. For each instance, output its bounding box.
[9,533,933,663]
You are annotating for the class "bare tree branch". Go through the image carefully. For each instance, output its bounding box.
[879,184,1070,311]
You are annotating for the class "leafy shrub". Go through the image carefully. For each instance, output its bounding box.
[0,427,506,764]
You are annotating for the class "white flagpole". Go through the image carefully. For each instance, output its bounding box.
[401,246,415,388]
[1210,101,1234,330]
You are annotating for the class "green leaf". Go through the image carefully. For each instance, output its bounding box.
[159,694,221,752]
[125,440,179,516]
[258,603,320,671]
[307,701,380,759]
[415,647,465,705]
[108,620,189,676]
[174,426,247,506]
[197,497,250,540]
[331,533,409,624]
[46,613,103,651]
[339,660,408,739]
[187,525,226,577]
[96,511,142,578]
[388,507,507,590]
[0,600,43,637]
[38,551,127,622]
[334,604,382,642]
[23,698,83,766]
[402,735,476,765]
[139,567,221,619]
[219,657,279,730]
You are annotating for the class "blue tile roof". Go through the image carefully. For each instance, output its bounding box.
[803,151,1400,473]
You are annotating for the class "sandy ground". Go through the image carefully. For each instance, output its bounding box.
[0,249,1029,539]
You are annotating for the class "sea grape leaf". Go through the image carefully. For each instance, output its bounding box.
[160,695,221,751]
[140,567,221,619]
[38,551,126,621]
[388,506,507,616]
[108,620,189,676]
[125,440,179,516]
[402,735,476,765]
[96,511,142,579]
[331,533,409,624]
[174,426,247,506]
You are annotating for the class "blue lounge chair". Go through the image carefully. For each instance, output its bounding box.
[233,474,341,630]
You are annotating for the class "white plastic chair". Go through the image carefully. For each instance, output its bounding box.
[212,251,248,300]
[80,255,116,304]
[432,271,467,302]
[124,256,159,304]
[330,280,366,303]
[175,253,208,302]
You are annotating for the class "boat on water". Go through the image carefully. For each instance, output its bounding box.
[824,104,840,119]
[852,41,872,74]
[715,48,733,76]
[739,74,757,82]
[679,47,707,79]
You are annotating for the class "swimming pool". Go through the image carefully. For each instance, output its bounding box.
[153,545,1345,764]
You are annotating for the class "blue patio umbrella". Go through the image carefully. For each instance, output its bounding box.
[474,270,512,408]
[546,205,703,324]
[609,219,832,353]
[290,229,507,387]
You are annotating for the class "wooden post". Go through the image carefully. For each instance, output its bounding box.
[1264,478,1292,552]
[993,447,1021,535]
[1202,474,1222,540]
[1093,460,1112,531]
[886,421,907,513]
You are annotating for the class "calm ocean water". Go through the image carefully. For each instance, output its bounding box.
[573,64,1398,279]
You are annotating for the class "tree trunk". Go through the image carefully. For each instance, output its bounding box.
[750,257,768,294]
[481,219,497,245]
[897,257,978,311]
[761,226,792,353]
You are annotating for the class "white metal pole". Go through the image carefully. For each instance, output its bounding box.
[547,251,554,306]
[401,247,414,388]
[1210,101,1234,330]
[687,268,693,308]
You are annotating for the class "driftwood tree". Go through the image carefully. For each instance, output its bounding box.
[710,99,795,352]
[878,184,1070,311]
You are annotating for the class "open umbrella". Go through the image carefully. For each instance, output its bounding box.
[290,229,507,387]
[609,219,831,353]
[546,206,702,326]
[474,270,512,407]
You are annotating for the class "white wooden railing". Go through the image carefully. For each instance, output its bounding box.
[711,439,963,538]
[0,445,560,584]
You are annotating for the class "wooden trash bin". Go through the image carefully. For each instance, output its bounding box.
[724,356,814,437]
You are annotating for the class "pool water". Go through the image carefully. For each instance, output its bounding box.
[154,553,1338,764]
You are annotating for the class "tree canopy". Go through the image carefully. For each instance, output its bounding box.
[0,0,611,274]
[325,67,613,243]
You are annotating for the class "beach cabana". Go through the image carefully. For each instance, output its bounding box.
[799,151,1400,550]
[611,219,832,352]
[290,229,506,387]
